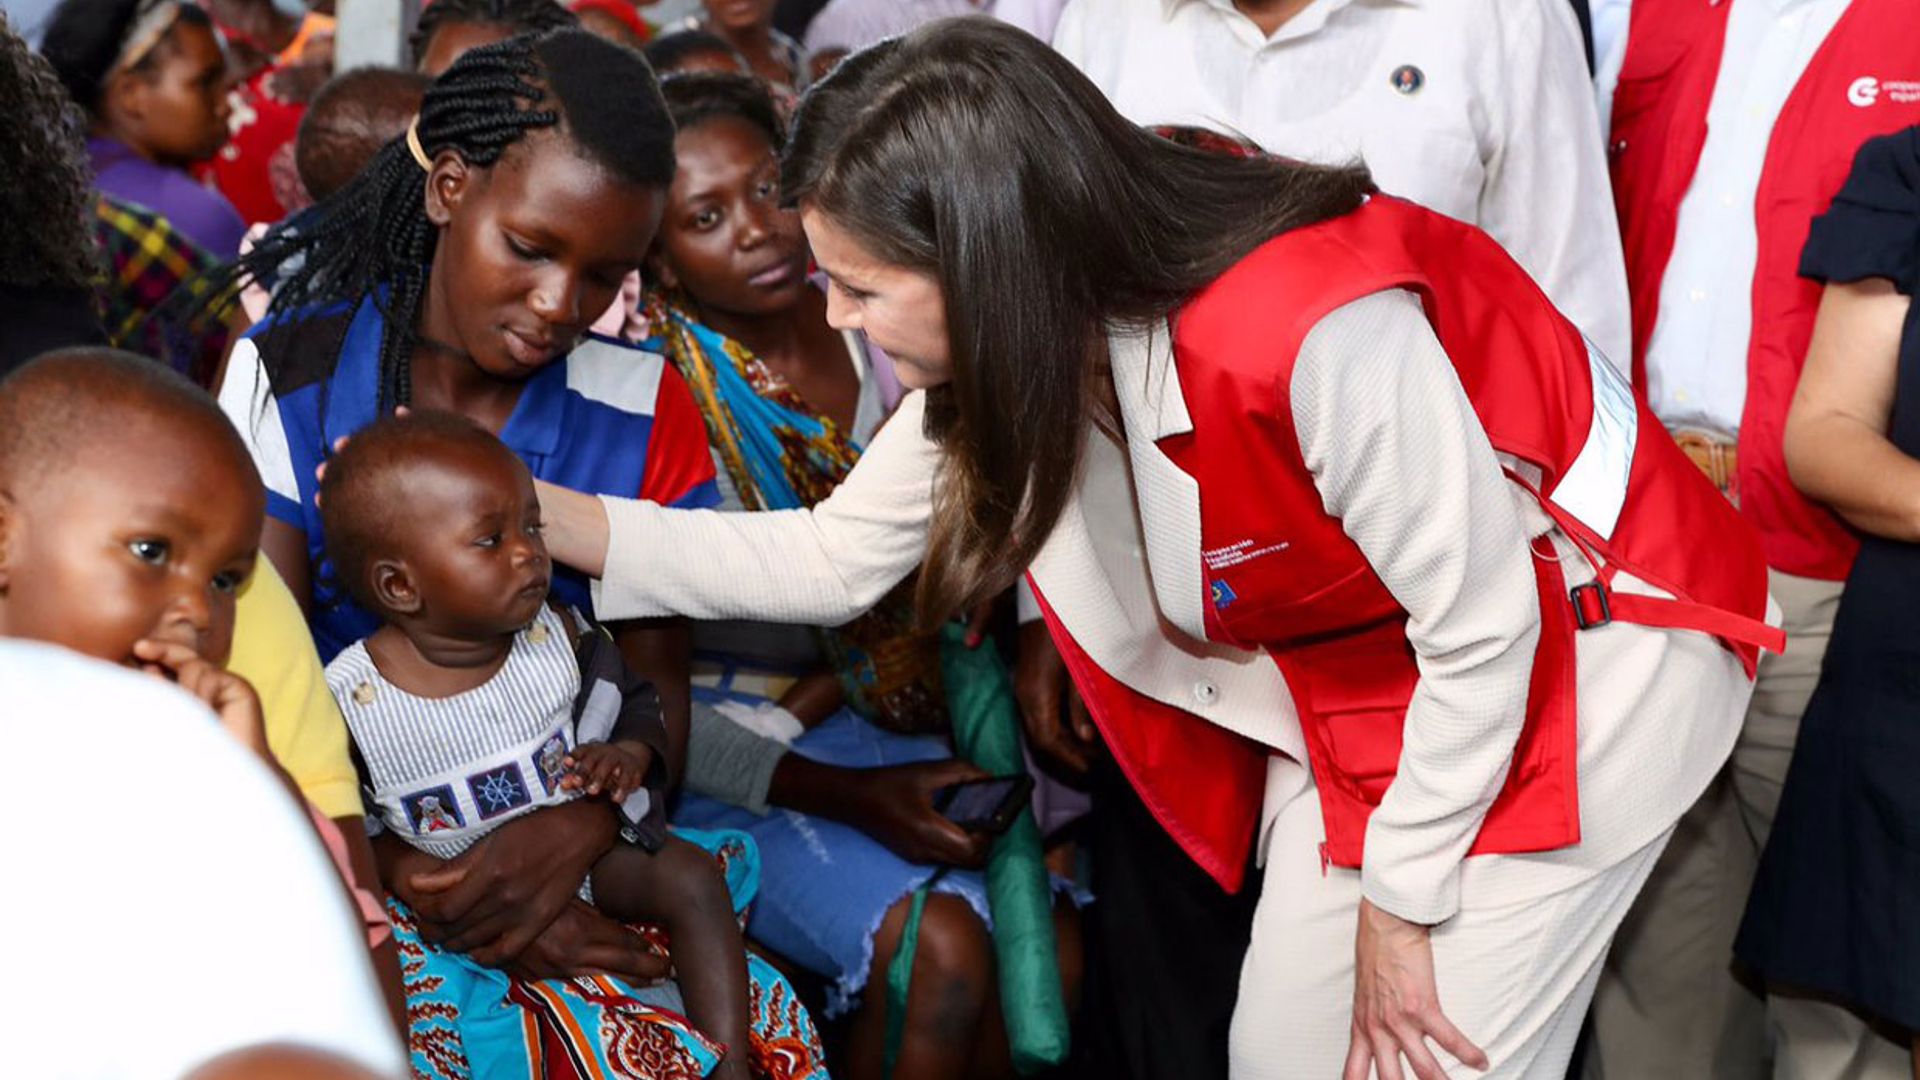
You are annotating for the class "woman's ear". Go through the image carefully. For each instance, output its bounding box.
[423,154,472,227]
[98,69,150,142]
[372,558,423,616]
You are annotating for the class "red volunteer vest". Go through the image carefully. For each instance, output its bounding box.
[1041,198,1779,885]
[1610,0,1920,579]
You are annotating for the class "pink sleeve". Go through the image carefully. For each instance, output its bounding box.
[306,803,393,949]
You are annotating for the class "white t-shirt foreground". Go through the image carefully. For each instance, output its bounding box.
[0,640,405,1079]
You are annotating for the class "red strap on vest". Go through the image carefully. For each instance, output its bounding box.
[1603,591,1784,655]
[1506,470,1786,664]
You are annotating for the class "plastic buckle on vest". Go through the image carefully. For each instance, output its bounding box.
[1571,581,1612,630]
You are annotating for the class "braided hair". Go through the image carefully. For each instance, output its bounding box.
[227,28,674,413]
[409,0,576,69]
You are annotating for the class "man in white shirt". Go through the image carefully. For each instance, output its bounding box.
[1590,2,1920,1078]
[0,640,405,1080]
[1051,0,1632,371]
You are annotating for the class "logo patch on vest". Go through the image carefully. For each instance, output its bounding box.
[1211,579,1239,610]
[1390,65,1424,95]
[1849,76,1920,107]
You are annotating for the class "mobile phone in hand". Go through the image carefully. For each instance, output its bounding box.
[933,774,1035,836]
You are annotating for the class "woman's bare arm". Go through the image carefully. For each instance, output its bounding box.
[1783,279,1920,539]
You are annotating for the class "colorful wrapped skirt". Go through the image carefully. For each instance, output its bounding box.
[390,827,830,1079]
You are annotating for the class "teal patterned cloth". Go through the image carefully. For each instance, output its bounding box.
[389,827,831,1079]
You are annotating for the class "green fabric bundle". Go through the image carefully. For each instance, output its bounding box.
[938,623,1071,1072]
[883,626,1072,1076]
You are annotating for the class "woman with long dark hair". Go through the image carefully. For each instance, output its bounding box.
[535,18,1778,1079]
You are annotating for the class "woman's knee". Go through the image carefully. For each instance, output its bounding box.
[872,893,994,1031]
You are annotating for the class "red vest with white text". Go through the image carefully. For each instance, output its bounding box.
[1610,0,1920,579]
[1041,198,1780,882]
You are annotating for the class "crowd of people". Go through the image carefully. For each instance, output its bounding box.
[6,0,1920,1079]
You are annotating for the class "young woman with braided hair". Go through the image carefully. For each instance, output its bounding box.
[215,29,827,1077]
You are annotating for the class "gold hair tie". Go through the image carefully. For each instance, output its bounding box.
[406,116,432,170]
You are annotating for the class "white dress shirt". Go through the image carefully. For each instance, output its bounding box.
[1053,0,1634,370]
[0,641,404,1079]
[1595,0,1850,436]
[1589,0,1632,84]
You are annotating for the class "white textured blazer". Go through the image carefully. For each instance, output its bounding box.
[591,293,1754,922]
[592,332,1305,753]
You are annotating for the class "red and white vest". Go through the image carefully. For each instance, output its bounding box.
[1038,197,1780,885]
[1610,0,1920,580]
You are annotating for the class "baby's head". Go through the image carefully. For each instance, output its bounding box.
[295,65,432,203]
[319,411,550,644]
[0,348,264,666]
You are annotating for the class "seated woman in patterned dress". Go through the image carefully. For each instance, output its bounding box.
[643,71,1081,1080]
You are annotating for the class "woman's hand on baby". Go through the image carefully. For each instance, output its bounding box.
[563,742,653,801]
[313,409,409,504]
[405,799,617,964]
[506,900,673,985]
[132,639,271,760]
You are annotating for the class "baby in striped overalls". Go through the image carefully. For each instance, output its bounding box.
[318,410,757,1079]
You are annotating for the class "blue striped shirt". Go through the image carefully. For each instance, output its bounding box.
[218,295,721,661]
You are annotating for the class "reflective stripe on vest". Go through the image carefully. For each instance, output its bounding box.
[1550,337,1639,541]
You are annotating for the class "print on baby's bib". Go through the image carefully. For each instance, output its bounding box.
[535,735,568,795]
[467,763,533,820]
[402,785,465,835]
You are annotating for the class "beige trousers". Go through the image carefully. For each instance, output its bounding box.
[1583,571,1907,1080]
[1228,767,1672,1080]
